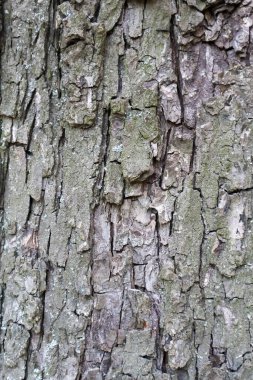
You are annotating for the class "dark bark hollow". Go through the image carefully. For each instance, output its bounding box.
[0,0,253,379]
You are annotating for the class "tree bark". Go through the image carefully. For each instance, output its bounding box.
[0,0,253,379]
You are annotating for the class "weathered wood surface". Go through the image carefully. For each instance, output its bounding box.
[0,0,253,379]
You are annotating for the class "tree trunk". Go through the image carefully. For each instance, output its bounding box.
[0,0,253,379]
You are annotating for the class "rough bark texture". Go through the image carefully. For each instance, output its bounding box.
[0,0,253,379]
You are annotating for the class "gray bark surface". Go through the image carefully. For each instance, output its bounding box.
[0,0,253,379]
